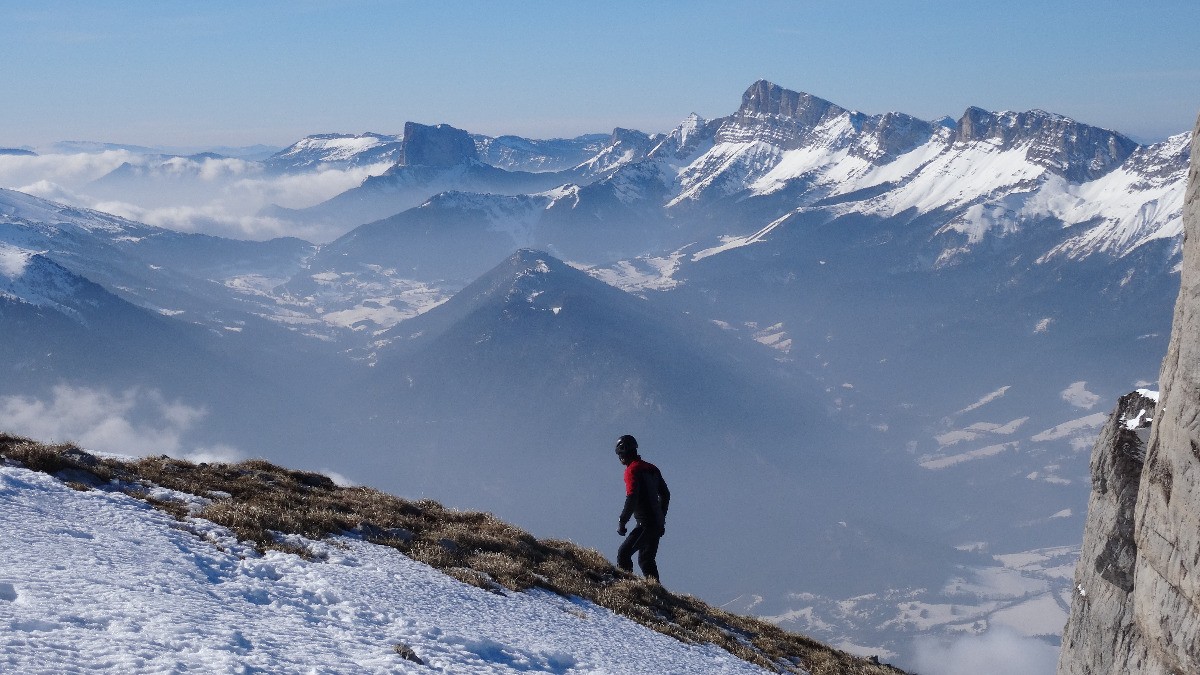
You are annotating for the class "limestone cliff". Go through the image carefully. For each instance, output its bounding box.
[1057,391,1156,673]
[1058,113,1200,674]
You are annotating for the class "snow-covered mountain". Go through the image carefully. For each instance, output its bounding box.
[316,80,1184,281]
[270,122,574,229]
[368,249,817,439]
[473,133,611,173]
[263,132,405,172]
[1,79,1192,671]
[0,187,312,328]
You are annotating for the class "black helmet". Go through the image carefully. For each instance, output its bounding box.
[615,434,638,460]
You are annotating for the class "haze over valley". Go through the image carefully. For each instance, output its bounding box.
[2,73,1192,671]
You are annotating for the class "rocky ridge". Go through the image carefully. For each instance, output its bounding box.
[1058,112,1200,674]
[395,122,478,169]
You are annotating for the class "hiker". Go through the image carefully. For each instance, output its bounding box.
[615,434,670,582]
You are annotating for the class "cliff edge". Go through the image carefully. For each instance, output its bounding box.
[1058,113,1200,673]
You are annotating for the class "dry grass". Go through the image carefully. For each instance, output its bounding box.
[0,433,906,674]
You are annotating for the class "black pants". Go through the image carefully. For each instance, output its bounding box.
[617,524,662,581]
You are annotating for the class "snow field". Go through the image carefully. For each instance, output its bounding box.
[0,464,768,674]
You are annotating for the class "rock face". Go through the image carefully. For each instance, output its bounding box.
[1058,112,1200,674]
[399,122,477,168]
[738,79,848,125]
[955,106,1137,182]
[1057,391,1155,674]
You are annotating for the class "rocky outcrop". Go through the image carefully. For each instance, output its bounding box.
[738,79,848,126]
[1127,111,1200,674]
[721,80,857,151]
[1058,112,1200,674]
[399,122,477,168]
[855,111,939,162]
[1058,391,1155,674]
[955,107,1137,182]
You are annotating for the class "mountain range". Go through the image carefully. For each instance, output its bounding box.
[0,80,1190,668]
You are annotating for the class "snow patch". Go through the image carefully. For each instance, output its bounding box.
[580,251,686,293]
[693,210,795,261]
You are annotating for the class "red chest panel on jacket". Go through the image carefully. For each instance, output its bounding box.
[624,459,658,496]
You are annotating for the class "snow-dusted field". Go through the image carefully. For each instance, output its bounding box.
[0,464,767,674]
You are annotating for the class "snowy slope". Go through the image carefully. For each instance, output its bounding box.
[264,132,405,172]
[474,133,610,173]
[0,188,315,330]
[0,462,770,675]
[0,186,154,238]
[1040,132,1191,260]
[571,128,659,178]
[0,245,100,320]
[647,81,1182,266]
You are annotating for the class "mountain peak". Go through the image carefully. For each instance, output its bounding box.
[509,247,555,267]
[400,122,478,168]
[738,80,846,125]
[606,127,653,147]
[484,248,575,296]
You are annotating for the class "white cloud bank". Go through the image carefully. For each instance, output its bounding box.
[4,152,391,242]
[0,151,135,190]
[0,385,241,463]
[912,627,1059,675]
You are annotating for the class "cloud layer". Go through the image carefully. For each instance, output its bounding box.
[912,628,1059,675]
[4,152,391,242]
[0,385,241,463]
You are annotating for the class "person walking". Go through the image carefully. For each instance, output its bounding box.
[615,434,670,583]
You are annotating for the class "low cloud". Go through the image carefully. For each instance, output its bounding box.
[319,469,357,487]
[89,200,303,241]
[0,151,135,191]
[912,627,1059,675]
[0,385,241,461]
[230,164,389,212]
[13,180,83,204]
[7,152,391,243]
[183,444,245,464]
[160,156,259,182]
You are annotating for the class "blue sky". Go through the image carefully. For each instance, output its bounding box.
[3,0,1197,148]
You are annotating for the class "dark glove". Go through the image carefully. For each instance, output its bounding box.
[618,524,628,536]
